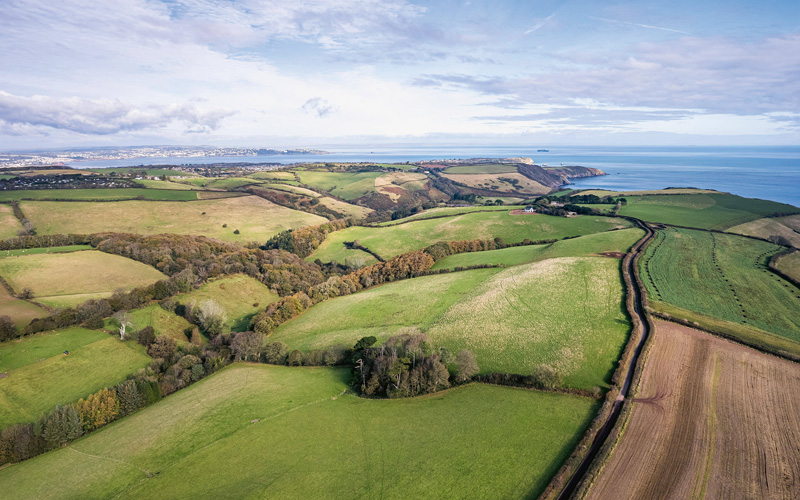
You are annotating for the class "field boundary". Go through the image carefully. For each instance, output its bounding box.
[769,248,800,289]
[539,219,655,500]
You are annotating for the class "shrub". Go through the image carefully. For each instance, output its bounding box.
[530,364,562,390]
[147,336,177,360]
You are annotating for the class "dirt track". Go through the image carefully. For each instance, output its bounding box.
[587,320,800,499]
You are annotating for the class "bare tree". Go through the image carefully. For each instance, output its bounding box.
[112,311,132,340]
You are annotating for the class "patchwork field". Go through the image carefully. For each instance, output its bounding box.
[587,321,800,500]
[443,164,520,174]
[179,274,280,332]
[274,257,630,390]
[0,283,48,329]
[641,227,800,342]
[618,193,799,230]
[0,327,151,428]
[727,214,800,248]
[431,228,644,270]
[296,171,383,199]
[21,195,326,243]
[0,250,167,309]
[0,203,22,239]
[310,211,632,262]
[0,364,599,500]
[374,172,428,200]
[0,189,198,201]
[442,172,550,194]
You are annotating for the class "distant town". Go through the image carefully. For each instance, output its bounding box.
[0,146,329,168]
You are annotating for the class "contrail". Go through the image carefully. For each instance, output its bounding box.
[524,13,556,35]
[591,16,691,35]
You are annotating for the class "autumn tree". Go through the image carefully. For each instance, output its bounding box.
[454,349,479,383]
[231,331,264,361]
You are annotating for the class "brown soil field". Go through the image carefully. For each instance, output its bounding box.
[587,320,800,500]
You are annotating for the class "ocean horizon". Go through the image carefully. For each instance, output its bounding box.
[69,145,800,207]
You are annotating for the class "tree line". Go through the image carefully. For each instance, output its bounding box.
[263,219,351,258]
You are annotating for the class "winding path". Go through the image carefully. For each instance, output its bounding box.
[555,220,655,500]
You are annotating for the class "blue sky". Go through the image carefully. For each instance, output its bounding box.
[1,0,798,148]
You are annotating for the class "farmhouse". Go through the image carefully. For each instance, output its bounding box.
[524,205,535,213]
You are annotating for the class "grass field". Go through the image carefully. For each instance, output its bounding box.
[640,227,800,342]
[0,283,48,329]
[618,193,799,230]
[431,228,644,270]
[442,172,550,194]
[0,204,22,239]
[576,188,717,197]
[84,168,196,177]
[132,179,201,190]
[261,183,322,197]
[311,211,632,262]
[0,245,92,258]
[727,214,800,248]
[775,250,800,282]
[22,195,326,243]
[0,327,151,427]
[588,321,800,500]
[179,274,280,332]
[0,250,167,309]
[376,205,519,226]
[318,197,374,219]
[443,164,519,174]
[374,172,428,200]
[105,304,194,344]
[247,171,296,181]
[296,171,382,199]
[275,257,629,389]
[0,189,198,201]
[0,364,599,499]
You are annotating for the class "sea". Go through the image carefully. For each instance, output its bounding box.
[68,146,800,207]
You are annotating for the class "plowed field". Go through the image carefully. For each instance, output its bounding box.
[587,320,800,500]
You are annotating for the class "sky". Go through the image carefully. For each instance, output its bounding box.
[1,0,799,149]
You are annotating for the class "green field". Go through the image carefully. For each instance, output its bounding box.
[376,205,520,226]
[247,171,296,181]
[275,257,629,389]
[296,171,382,199]
[431,228,644,270]
[443,164,519,174]
[133,179,201,190]
[0,189,198,201]
[311,211,632,262]
[0,250,167,309]
[0,204,22,239]
[617,193,799,230]
[0,284,48,329]
[0,245,92,258]
[21,195,326,244]
[641,227,800,341]
[775,250,800,282]
[179,274,280,332]
[0,364,599,499]
[0,327,151,427]
[105,304,194,344]
[261,183,322,197]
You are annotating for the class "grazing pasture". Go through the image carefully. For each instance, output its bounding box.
[374,172,428,199]
[575,188,717,197]
[179,274,280,332]
[310,211,631,262]
[775,250,800,282]
[0,284,48,329]
[296,171,382,199]
[0,189,198,201]
[0,250,167,309]
[0,204,22,239]
[0,364,598,500]
[132,179,201,190]
[274,257,629,389]
[587,321,800,500]
[640,227,800,342]
[247,170,296,181]
[443,164,520,174]
[727,214,800,248]
[442,172,550,194]
[431,228,644,270]
[0,245,92,258]
[318,197,374,219]
[21,196,325,243]
[618,193,799,230]
[106,304,193,344]
[376,205,518,226]
[0,327,150,428]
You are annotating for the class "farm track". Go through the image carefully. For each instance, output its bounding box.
[554,220,655,500]
[586,321,800,500]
